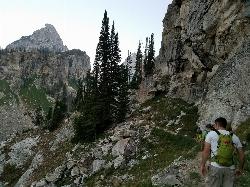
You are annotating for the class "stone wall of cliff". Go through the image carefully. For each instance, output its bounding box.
[156,0,250,126]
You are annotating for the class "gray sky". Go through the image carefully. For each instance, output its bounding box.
[0,0,172,62]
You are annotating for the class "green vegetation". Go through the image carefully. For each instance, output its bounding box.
[46,85,68,131]
[0,158,33,187]
[30,141,74,185]
[85,95,199,186]
[20,76,52,112]
[68,78,78,90]
[0,79,18,105]
[143,34,155,77]
[130,41,143,89]
[0,163,23,186]
[56,176,72,186]
[189,171,201,181]
[141,96,199,137]
[126,128,197,186]
[73,11,130,143]
[235,118,250,186]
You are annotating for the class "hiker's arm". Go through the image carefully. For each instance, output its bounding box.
[201,142,210,165]
[200,142,210,176]
[238,148,245,171]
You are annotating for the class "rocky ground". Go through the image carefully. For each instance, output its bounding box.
[0,95,204,187]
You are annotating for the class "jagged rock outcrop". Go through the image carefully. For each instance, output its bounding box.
[156,0,250,126]
[6,24,68,52]
[0,25,91,141]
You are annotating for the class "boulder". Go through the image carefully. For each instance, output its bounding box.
[45,165,65,183]
[151,173,181,186]
[7,136,39,167]
[112,138,130,157]
[92,159,105,173]
[71,166,80,177]
[113,155,125,169]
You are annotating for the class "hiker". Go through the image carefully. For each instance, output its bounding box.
[200,117,245,187]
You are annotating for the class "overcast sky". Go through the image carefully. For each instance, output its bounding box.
[0,0,172,63]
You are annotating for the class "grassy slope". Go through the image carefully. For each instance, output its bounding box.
[85,95,199,187]
[0,79,18,105]
[20,76,52,112]
[0,95,200,187]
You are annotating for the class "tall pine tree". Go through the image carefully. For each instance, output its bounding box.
[143,37,149,76]
[147,33,155,75]
[73,72,97,142]
[130,41,143,89]
[116,64,130,123]
[73,79,84,111]
[73,10,129,142]
[144,34,155,76]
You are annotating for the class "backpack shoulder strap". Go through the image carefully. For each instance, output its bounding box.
[213,129,220,135]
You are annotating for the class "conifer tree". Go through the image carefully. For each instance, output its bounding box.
[34,106,44,126]
[47,85,68,131]
[130,41,143,89]
[116,64,130,123]
[73,10,129,142]
[97,10,113,131]
[48,98,67,131]
[143,37,149,76]
[144,33,155,76]
[147,33,155,75]
[96,11,122,130]
[46,107,53,124]
[110,27,122,121]
[73,72,97,142]
[73,79,84,111]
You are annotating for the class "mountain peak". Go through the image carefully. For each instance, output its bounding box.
[6,24,68,52]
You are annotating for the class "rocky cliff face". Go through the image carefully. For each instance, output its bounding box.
[6,24,68,52]
[156,0,250,126]
[0,25,91,141]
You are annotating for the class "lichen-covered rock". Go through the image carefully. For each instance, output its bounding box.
[92,159,105,173]
[151,173,181,187]
[15,152,43,187]
[71,166,80,177]
[0,103,34,142]
[0,153,5,175]
[113,155,125,169]
[45,165,66,183]
[155,0,250,126]
[50,124,74,151]
[112,138,130,157]
[7,136,39,167]
[199,40,250,126]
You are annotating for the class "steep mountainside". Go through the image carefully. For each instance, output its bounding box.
[0,25,91,141]
[155,0,250,127]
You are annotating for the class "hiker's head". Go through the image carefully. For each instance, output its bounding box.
[214,117,227,129]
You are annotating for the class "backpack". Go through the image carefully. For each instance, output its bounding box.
[212,130,235,167]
